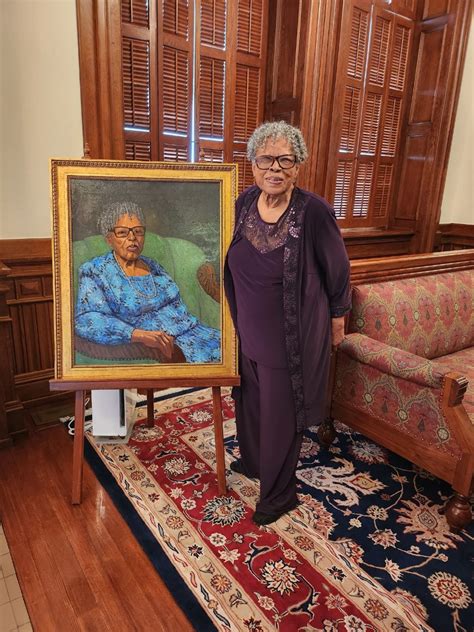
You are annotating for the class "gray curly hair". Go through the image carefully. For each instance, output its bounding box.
[97,201,146,237]
[247,121,308,163]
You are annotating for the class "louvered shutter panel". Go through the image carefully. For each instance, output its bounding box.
[232,0,267,191]
[159,0,193,161]
[197,0,227,163]
[196,0,267,191]
[121,0,156,160]
[329,0,414,227]
[333,2,369,222]
[122,0,149,26]
[118,0,267,171]
[232,151,254,190]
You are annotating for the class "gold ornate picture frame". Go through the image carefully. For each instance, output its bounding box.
[50,159,238,382]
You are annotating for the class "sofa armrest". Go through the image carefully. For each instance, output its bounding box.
[339,333,453,388]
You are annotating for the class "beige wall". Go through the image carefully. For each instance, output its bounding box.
[440,20,474,224]
[0,0,83,239]
[0,2,471,238]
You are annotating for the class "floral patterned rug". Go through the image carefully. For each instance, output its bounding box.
[86,388,473,631]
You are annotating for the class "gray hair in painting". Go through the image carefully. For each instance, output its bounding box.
[246,121,308,163]
[97,201,146,236]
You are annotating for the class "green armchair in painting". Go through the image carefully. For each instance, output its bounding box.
[73,232,220,365]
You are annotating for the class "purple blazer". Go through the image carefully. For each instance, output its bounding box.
[224,185,351,431]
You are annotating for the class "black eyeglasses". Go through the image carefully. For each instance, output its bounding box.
[111,226,146,238]
[254,154,297,170]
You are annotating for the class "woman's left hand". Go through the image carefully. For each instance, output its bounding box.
[331,316,345,347]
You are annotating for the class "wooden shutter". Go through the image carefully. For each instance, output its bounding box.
[77,0,267,176]
[121,0,157,160]
[328,0,414,227]
[157,0,268,176]
[196,0,268,191]
[158,0,193,161]
[232,0,267,190]
[196,0,227,163]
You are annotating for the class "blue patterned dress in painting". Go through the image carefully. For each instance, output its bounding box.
[75,252,221,363]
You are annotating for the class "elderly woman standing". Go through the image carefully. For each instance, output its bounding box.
[224,121,351,526]
[75,201,221,363]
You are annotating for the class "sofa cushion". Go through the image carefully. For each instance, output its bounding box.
[348,271,473,359]
[435,347,474,422]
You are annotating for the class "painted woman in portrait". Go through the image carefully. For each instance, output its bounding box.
[74,201,221,364]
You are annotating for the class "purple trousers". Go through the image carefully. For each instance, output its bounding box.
[234,352,303,514]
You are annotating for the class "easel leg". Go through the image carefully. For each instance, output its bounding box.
[212,386,227,495]
[72,390,86,504]
[147,389,154,427]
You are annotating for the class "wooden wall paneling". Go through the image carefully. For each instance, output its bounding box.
[0,240,60,409]
[0,380,11,448]
[349,247,474,284]
[342,227,413,258]
[435,223,474,251]
[388,0,419,20]
[76,0,125,158]
[422,0,449,20]
[0,261,25,443]
[265,0,310,126]
[393,0,471,252]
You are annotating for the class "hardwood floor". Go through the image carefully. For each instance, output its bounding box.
[0,416,195,632]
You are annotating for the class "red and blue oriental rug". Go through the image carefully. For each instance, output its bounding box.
[85,388,473,631]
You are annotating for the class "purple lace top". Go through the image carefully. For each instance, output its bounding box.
[227,198,291,367]
[240,197,292,253]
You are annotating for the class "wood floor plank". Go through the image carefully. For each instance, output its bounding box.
[0,421,195,632]
[43,434,189,630]
[44,494,138,631]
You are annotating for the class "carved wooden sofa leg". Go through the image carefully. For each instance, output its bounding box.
[444,493,472,532]
[318,416,336,448]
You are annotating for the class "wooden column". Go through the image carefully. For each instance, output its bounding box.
[0,261,25,445]
[75,0,125,158]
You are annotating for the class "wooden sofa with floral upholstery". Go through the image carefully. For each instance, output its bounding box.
[320,250,474,532]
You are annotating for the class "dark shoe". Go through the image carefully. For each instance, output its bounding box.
[252,502,299,526]
[229,459,258,479]
[229,459,245,474]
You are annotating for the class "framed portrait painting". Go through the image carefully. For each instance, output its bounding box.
[50,159,238,382]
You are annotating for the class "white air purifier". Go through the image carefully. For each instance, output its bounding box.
[91,389,139,441]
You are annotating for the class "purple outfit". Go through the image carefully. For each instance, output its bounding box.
[224,185,351,515]
[228,238,287,368]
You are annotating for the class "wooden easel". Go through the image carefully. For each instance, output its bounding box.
[50,378,239,504]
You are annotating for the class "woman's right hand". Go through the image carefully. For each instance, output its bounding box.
[131,329,175,359]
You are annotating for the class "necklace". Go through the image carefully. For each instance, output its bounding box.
[113,252,157,299]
